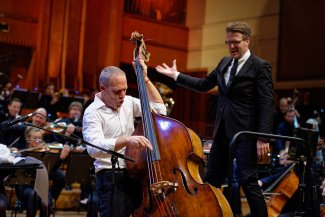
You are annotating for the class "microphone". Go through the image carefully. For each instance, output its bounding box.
[7,112,36,126]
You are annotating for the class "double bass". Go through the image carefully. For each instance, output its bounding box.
[125,32,233,217]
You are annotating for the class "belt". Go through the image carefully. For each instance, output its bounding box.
[96,168,127,175]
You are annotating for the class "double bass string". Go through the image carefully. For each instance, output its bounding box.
[135,57,163,185]
[135,57,176,217]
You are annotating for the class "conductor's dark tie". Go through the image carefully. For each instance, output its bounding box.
[227,59,238,87]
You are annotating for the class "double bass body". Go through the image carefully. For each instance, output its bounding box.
[126,112,233,217]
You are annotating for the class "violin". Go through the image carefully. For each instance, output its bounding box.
[43,122,82,135]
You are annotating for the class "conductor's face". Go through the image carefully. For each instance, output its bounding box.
[100,74,127,111]
[225,32,249,60]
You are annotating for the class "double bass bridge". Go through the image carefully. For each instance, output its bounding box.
[150,181,178,198]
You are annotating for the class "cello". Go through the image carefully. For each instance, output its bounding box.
[264,163,299,217]
[125,32,233,217]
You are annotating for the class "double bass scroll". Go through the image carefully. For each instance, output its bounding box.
[126,31,233,217]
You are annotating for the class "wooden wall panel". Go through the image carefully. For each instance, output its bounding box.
[121,14,188,71]
[0,17,37,47]
[62,0,83,89]
[47,0,66,81]
[82,0,124,90]
[0,0,40,20]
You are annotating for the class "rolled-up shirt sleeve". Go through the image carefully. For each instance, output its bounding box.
[149,102,167,116]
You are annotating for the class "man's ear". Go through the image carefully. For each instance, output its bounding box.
[99,84,105,91]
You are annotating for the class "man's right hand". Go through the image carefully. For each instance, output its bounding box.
[126,136,152,150]
[155,59,179,80]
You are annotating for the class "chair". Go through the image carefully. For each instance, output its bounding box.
[11,198,55,217]
[65,153,96,215]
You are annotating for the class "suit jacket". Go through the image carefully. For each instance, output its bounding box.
[177,54,274,139]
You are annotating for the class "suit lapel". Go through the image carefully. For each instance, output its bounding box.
[236,54,254,78]
[219,57,233,94]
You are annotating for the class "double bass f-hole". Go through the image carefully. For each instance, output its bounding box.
[126,31,233,217]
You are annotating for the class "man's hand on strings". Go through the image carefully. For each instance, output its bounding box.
[127,136,153,150]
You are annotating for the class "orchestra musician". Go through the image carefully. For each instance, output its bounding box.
[38,82,59,120]
[155,21,274,217]
[56,100,98,215]
[0,97,22,123]
[15,127,50,217]
[0,97,22,145]
[56,101,84,147]
[1,107,68,206]
[82,61,166,216]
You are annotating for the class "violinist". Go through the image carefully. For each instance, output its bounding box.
[56,101,84,149]
[56,101,96,210]
[14,127,49,217]
[82,60,166,216]
[2,108,58,150]
[2,107,68,204]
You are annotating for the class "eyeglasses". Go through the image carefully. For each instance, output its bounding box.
[27,139,43,143]
[225,40,244,46]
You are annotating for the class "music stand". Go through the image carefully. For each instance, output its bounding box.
[10,89,40,109]
[56,96,85,113]
[42,153,60,175]
[24,151,59,174]
[65,153,94,185]
[65,153,96,215]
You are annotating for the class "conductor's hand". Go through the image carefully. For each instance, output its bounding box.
[127,136,153,150]
[155,59,178,79]
[257,140,270,161]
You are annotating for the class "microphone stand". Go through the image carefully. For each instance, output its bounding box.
[24,122,134,163]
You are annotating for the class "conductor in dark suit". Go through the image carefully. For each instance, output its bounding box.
[155,22,274,217]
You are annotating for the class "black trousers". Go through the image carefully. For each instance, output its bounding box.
[204,122,267,217]
[96,169,142,217]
